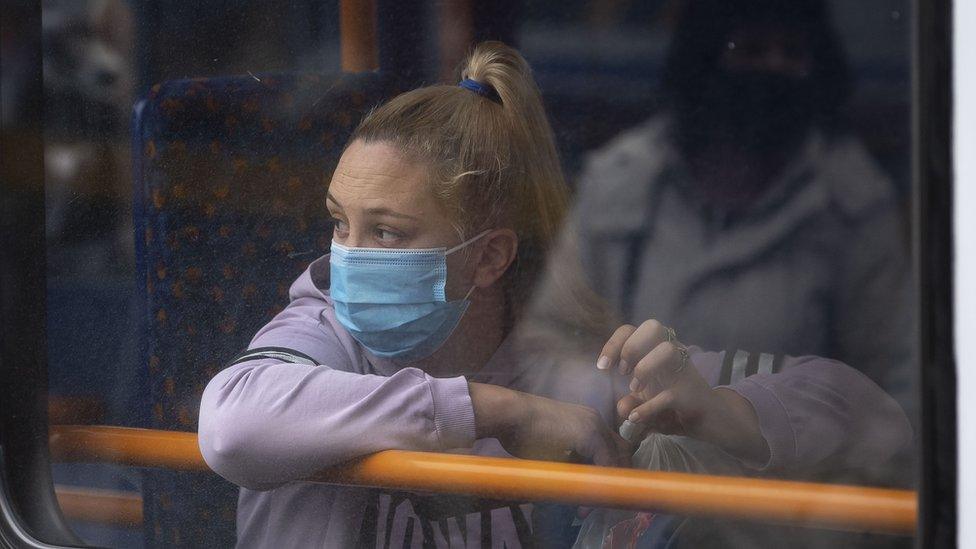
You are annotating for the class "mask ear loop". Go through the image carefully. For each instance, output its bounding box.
[448,229,492,302]
[445,229,493,255]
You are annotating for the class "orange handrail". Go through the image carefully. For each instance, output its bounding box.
[55,486,142,527]
[51,425,204,470]
[49,425,917,534]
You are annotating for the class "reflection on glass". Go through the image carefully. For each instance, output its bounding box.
[532,0,916,545]
[37,1,915,547]
[563,0,915,423]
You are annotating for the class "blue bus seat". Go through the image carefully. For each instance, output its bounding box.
[132,71,402,547]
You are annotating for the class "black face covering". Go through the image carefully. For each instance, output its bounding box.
[674,69,816,157]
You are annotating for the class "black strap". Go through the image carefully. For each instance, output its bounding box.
[719,349,736,385]
[356,492,381,549]
[228,346,319,367]
[745,351,760,378]
[621,233,648,322]
[618,174,664,321]
[480,510,491,549]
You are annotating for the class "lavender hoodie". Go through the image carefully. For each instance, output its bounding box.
[198,254,912,548]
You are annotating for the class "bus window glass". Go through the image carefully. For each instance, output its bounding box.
[37,1,916,547]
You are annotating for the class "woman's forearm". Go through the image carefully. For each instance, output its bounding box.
[469,381,523,440]
[728,355,913,472]
[699,388,770,466]
[199,361,476,490]
[469,381,630,466]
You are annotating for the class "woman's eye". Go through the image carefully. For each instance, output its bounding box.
[330,218,349,236]
[374,227,400,242]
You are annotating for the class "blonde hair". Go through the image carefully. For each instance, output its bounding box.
[350,41,614,339]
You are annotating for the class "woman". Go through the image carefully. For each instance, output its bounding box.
[198,42,910,548]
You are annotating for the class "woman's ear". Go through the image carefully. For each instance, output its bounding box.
[472,229,519,288]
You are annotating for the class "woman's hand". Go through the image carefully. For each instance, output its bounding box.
[598,320,770,465]
[469,382,631,467]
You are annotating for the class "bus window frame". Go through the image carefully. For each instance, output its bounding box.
[0,0,84,546]
[916,0,956,545]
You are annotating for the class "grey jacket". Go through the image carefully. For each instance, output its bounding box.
[569,115,915,418]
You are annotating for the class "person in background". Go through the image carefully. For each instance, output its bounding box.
[562,0,915,426]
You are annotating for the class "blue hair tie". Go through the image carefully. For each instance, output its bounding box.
[459,78,501,104]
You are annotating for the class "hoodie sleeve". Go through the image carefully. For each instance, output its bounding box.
[689,348,913,474]
[198,266,477,491]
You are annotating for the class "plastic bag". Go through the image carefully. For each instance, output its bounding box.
[573,425,744,549]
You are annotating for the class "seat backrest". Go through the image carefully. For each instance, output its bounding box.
[132,71,401,547]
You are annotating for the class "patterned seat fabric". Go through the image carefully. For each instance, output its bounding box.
[133,71,402,547]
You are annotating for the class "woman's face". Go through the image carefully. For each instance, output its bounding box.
[326,139,475,298]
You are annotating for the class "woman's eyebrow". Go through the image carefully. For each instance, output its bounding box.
[327,192,419,221]
[326,193,343,210]
[364,207,420,221]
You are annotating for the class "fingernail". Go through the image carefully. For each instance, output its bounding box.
[629,378,644,393]
[628,410,641,422]
[618,359,628,374]
[619,419,640,441]
[597,356,610,370]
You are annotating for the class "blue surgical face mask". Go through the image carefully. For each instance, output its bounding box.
[329,230,490,362]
